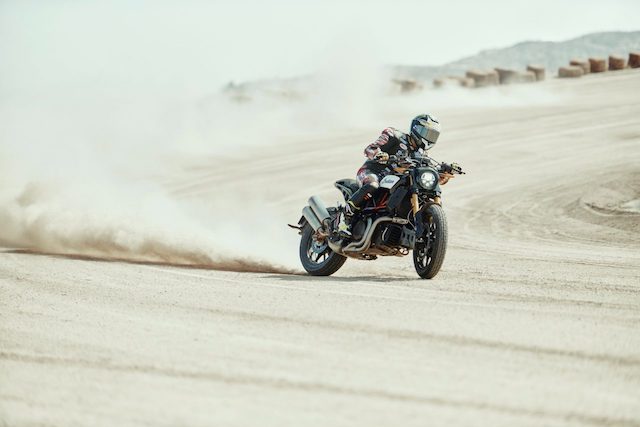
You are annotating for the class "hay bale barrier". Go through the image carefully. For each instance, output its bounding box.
[434,76,476,89]
[608,55,626,71]
[450,76,476,88]
[517,71,537,83]
[487,69,499,86]
[458,77,475,88]
[589,58,607,73]
[558,66,584,78]
[527,64,546,81]
[570,58,590,74]
[433,77,457,88]
[495,68,519,84]
[466,69,491,87]
[393,79,421,93]
[433,78,446,88]
[436,51,636,92]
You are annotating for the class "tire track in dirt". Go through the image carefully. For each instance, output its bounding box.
[1,351,636,427]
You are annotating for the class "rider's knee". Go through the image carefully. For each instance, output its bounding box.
[359,172,379,186]
[367,180,380,191]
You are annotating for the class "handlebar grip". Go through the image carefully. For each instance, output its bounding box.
[441,162,465,174]
[451,163,465,174]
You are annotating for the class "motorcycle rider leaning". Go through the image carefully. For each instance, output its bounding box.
[338,114,442,238]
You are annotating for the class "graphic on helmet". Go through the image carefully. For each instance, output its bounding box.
[410,114,440,150]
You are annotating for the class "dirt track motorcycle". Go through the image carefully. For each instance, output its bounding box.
[289,154,464,279]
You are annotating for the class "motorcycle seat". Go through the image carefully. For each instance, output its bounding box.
[334,178,359,198]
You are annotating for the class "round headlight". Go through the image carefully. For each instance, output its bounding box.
[419,171,437,189]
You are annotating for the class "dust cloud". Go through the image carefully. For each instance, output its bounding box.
[0,31,557,273]
[0,92,301,273]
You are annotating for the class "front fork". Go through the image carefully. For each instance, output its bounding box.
[411,193,420,216]
[410,176,441,241]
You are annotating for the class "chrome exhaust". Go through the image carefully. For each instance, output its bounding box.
[302,206,322,231]
[343,217,409,253]
[308,196,330,223]
[343,217,391,252]
[304,193,410,256]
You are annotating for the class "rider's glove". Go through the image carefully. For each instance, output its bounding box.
[374,151,389,164]
[440,162,465,175]
[450,162,464,174]
[440,162,453,173]
[397,156,413,167]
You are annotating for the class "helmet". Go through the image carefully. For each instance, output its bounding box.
[410,114,440,150]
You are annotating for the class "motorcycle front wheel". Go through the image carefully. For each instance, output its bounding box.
[413,203,448,279]
[299,224,347,276]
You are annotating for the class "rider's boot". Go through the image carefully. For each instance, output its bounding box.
[338,181,377,239]
[338,201,358,239]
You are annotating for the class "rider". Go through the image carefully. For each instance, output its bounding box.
[338,114,441,237]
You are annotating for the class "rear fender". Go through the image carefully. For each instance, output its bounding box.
[334,179,359,201]
[335,183,353,201]
[287,215,307,235]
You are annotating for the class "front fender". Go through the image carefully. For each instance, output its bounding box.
[415,201,441,238]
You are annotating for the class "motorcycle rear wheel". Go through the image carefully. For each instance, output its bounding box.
[413,203,448,279]
[299,224,347,276]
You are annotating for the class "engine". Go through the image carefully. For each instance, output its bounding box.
[351,219,368,241]
[374,224,403,247]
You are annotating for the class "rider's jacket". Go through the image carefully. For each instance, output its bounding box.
[364,127,410,159]
[362,127,423,174]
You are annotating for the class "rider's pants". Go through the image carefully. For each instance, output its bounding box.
[348,165,382,210]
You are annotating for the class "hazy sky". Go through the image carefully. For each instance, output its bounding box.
[1,0,638,96]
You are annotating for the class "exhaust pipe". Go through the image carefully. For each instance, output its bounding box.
[302,206,323,231]
[343,217,409,253]
[308,196,330,223]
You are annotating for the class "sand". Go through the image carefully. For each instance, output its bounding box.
[1,70,639,427]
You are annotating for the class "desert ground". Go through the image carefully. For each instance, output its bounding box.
[1,70,639,426]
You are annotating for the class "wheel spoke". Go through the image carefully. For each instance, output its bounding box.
[307,241,330,264]
[306,234,331,265]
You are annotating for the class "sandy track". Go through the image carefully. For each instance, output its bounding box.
[1,71,640,426]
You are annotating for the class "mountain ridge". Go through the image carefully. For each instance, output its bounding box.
[394,30,640,81]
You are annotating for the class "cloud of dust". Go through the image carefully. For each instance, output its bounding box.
[0,27,559,274]
[0,80,316,272]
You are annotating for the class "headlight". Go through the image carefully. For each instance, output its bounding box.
[419,171,438,189]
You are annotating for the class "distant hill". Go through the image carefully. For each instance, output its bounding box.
[394,31,640,81]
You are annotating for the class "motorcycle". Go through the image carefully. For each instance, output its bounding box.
[289,154,464,279]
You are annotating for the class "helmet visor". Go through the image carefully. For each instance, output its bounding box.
[414,124,440,144]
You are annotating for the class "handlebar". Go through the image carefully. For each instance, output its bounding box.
[387,154,465,175]
[440,162,466,175]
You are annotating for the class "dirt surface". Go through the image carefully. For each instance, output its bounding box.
[2,71,640,426]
